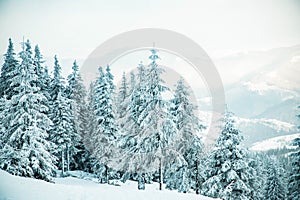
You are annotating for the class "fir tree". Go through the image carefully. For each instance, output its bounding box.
[90,67,118,182]
[287,138,300,200]
[0,38,19,99]
[106,65,115,93]
[202,112,252,199]
[116,72,129,128]
[66,60,90,171]
[247,152,266,200]
[265,156,287,200]
[116,63,148,187]
[168,77,204,193]
[0,40,56,181]
[288,107,300,200]
[49,56,75,175]
[129,71,136,94]
[118,50,183,190]
[136,49,170,190]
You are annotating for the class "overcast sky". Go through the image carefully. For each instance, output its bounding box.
[1,0,300,60]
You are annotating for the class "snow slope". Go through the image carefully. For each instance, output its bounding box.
[250,133,300,151]
[0,170,215,200]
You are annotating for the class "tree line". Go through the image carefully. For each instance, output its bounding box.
[0,39,299,200]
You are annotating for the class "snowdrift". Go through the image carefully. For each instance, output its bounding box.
[0,170,215,200]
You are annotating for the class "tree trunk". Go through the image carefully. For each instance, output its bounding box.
[106,165,109,184]
[66,144,70,172]
[195,160,200,194]
[61,149,65,176]
[159,157,163,190]
[138,173,145,190]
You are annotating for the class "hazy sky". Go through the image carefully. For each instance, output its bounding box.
[1,0,300,61]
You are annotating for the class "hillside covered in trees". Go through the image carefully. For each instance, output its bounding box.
[0,39,299,200]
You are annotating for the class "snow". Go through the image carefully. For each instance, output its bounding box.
[236,117,295,133]
[243,81,278,95]
[0,170,216,200]
[250,133,300,151]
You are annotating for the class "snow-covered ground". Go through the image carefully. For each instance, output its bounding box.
[250,133,300,151]
[0,170,215,200]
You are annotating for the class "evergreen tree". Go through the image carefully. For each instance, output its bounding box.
[33,45,46,93]
[265,156,287,200]
[49,56,74,175]
[116,72,128,128]
[106,65,115,93]
[288,107,300,200]
[125,62,147,132]
[168,77,204,193]
[118,50,184,190]
[84,82,98,174]
[32,45,53,140]
[287,138,300,200]
[0,40,56,181]
[0,96,8,149]
[66,60,90,170]
[86,82,96,153]
[116,63,148,186]
[202,112,252,199]
[247,152,266,200]
[0,38,19,99]
[129,71,136,94]
[90,67,118,182]
[136,49,170,190]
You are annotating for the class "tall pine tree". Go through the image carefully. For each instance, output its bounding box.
[168,77,204,193]
[116,72,129,129]
[265,156,287,199]
[66,60,90,170]
[90,67,118,183]
[49,56,75,175]
[202,112,253,199]
[288,107,300,200]
[0,40,56,181]
[0,38,19,99]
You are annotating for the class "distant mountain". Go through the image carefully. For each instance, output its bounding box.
[235,117,297,146]
[250,133,300,152]
[197,111,297,146]
[202,45,300,146]
[214,45,300,119]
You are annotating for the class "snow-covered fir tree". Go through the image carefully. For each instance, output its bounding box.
[265,156,287,200]
[0,38,19,99]
[86,82,97,153]
[124,62,147,133]
[202,112,253,199]
[32,45,53,137]
[115,63,148,186]
[33,45,52,105]
[33,45,48,96]
[117,50,186,190]
[129,71,136,94]
[106,65,115,93]
[247,152,266,200]
[137,49,171,190]
[0,96,8,149]
[0,40,56,181]
[66,60,90,171]
[90,67,118,183]
[166,77,204,193]
[116,72,129,128]
[49,56,76,175]
[288,134,300,199]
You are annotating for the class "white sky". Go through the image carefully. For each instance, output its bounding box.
[0,0,299,103]
[1,0,300,60]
